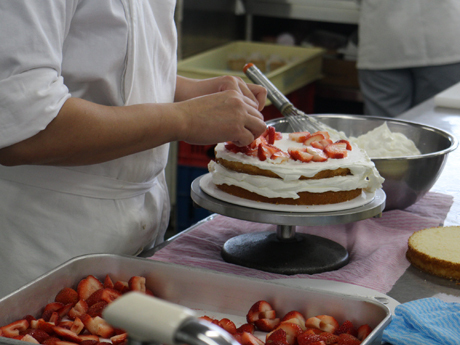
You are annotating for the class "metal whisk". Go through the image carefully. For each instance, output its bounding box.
[244,63,326,133]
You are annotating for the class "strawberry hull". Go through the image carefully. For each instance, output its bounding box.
[0,254,392,345]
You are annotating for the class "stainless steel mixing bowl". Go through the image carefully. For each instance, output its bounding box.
[266,114,458,210]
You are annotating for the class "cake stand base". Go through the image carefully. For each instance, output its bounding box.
[221,230,349,275]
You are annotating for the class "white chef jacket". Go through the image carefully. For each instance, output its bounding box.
[0,0,177,298]
[356,0,460,69]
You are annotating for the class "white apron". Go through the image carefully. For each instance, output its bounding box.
[356,0,460,69]
[0,0,177,298]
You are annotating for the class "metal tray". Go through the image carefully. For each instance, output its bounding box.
[0,254,392,345]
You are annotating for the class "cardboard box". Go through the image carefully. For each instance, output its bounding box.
[319,57,360,88]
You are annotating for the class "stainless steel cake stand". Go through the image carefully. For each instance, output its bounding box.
[191,176,386,275]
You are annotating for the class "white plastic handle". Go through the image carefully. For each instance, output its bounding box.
[103,292,196,344]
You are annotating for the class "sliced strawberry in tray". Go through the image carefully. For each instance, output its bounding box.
[254,318,281,332]
[246,300,276,323]
[77,275,103,301]
[266,328,288,345]
[55,288,79,306]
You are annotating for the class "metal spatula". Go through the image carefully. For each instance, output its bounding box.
[244,63,327,133]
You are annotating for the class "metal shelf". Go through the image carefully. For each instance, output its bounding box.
[244,0,360,24]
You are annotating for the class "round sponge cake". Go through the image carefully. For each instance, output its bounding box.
[406,226,460,280]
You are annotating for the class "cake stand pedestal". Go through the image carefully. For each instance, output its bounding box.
[191,175,386,275]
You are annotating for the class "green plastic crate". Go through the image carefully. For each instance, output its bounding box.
[178,41,324,96]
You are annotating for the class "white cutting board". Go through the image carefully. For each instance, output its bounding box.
[434,81,460,109]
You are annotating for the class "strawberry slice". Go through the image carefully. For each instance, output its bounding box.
[128,276,146,293]
[78,335,100,342]
[246,300,276,323]
[233,332,243,344]
[297,331,323,345]
[111,333,128,345]
[67,300,89,320]
[199,316,219,325]
[42,302,65,321]
[319,332,339,345]
[52,326,81,343]
[42,337,61,345]
[336,139,352,151]
[113,281,130,294]
[305,147,328,162]
[87,301,108,318]
[54,341,82,345]
[86,288,122,307]
[103,275,115,289]
[315,131,330,140]
[24,329,51,343]
[356,324,372,341]
[334,320,356,337]
[258,143,288,162]
[218,318,237,335]
[77,275,103,301]
[55,288,79,306]
[48,312,61,325]
[69,318,84,335]
[288,148,313,163]
[275,322,303,345]
[305,315,339,334]
[304,133,327,146]
[241,332,265,345]
[311,139,333,150]
[289,132,311,143]
[237,323,255,335]
[254,318,281,332]
[281,311,306,331]
[20,334,40,344]
[80,314,115,338]
[261,126,277,145]
[79,340,98,345]
[337,333,361,345]
[57,320,73,329]
[35,319,56,335]
[266,328,288,345]
[324,142,348,159]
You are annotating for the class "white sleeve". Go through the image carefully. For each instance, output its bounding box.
[0,1,77,148]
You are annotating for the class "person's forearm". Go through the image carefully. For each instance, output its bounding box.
[0,97,188,166]
[175,75,218,102]
[0,76,267,167]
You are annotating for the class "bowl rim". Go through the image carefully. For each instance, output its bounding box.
[266,114,458,161]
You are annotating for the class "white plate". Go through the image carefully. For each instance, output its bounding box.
[199,173,376,213]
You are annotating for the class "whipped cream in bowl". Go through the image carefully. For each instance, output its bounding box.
[348,122,421,158]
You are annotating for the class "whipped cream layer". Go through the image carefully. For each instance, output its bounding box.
[349,122,421,158]
[209,133,384,199]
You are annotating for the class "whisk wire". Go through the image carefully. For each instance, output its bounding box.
[282,106,324,133]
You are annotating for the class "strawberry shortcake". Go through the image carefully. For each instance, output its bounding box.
[208,126,384,206]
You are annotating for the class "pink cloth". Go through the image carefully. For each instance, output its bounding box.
[151,192,453,293]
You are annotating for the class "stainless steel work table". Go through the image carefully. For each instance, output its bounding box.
[145,96,460,303]
[385,98,460,303]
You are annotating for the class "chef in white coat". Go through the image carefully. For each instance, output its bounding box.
[0,1,267,298]
[356,0,460,117]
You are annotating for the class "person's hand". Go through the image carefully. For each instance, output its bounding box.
[212,76,267,112]
[174,89,267,147]
[175,75,268,112]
